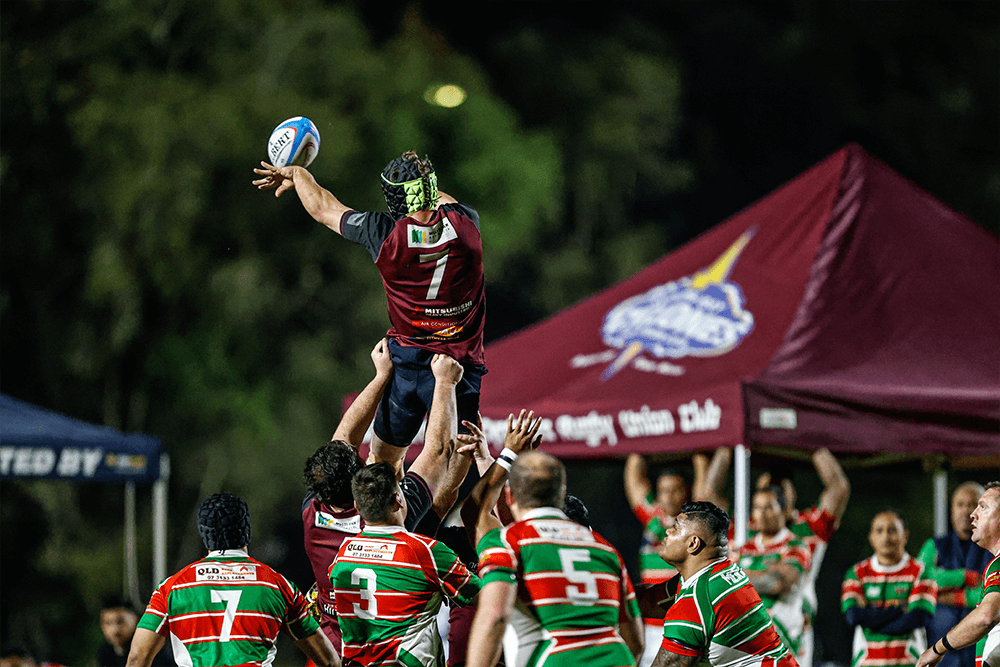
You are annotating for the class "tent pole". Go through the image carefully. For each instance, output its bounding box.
[733,444,750,547]
[933,468,948,538]
[124,482,140,607]
[152,453,170,587]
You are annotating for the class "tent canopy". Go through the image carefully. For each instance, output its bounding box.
[0,393,162,483]
[475,144,999,458]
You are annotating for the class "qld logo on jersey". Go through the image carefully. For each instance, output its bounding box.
[345,540,398,561]
[598,230,755,381]
[196,563,257,581]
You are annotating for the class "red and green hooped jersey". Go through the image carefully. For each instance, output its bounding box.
[736,528,811,653]
[330,524,480,667]
[661,558,795,667]
[137,549,318,667]
[633,496,678,584]
[841,553,936,667]
[477,507,641,667]
[976,553,1000,667]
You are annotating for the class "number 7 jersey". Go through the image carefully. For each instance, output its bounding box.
[136,549,319,667]
[340,203,485,365]
[477,507,642,667]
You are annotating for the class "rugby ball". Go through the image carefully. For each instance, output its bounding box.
[267,117,320,168]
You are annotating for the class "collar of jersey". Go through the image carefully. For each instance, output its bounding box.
[754,526,792,549]
[206,548,249,559]
[522,507,569,521]
[870,551,911,574]
[681,557,730,589]
[362,524,407,534]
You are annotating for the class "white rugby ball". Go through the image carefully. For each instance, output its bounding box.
[267,117,320,168]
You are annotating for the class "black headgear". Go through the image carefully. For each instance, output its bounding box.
[197,493,252,552]
[381,151,439,220]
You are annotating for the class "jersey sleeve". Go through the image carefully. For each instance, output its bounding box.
[907,563,938,615]
[841,565,863,613]
[800,505,837,542]
[430,540,482,605]
[477,527,517,586]
[661,595,707,657]
[916,537,969,589]
[340,210,396,261]
[783,539,811,575]
[278,573,321,640]
[401,471,433,532]
[983,556,1000,596]
[136,578,171,635]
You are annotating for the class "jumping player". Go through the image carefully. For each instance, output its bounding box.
[329,462,481,666]
[253,151,486,473]
[466,450,644,667]
[645,501,799,667]
[126,493,339,667]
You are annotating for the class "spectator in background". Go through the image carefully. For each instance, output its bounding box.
[917,482,994,667]
[624,454,692,667]
[736,486,812,659]
[842,509,936,667]
[97,596,171,667]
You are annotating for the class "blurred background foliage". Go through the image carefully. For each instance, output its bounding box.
[1,0,997,663]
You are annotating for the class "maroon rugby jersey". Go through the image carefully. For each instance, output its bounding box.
[340,203,485,365]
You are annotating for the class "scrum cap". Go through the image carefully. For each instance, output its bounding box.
[381,151,439,220]
[197,493,252,552]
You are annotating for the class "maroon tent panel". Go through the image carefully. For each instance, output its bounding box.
[743,146,1000,456]
[475,144,999,458]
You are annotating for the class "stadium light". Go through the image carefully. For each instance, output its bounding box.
[425,84,467,108]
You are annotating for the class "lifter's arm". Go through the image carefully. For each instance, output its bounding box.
[624,454,653,512]
[331,338,393,451]
[407,354,463,494]
[465,580,517,667]
[253,163,351,234]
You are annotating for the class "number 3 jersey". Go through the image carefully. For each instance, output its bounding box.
[340,203,485,365]
[330,524,481,667]
[476,507,642,667]
[136,549,319,667]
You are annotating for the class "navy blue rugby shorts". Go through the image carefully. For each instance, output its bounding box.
[372,339,485,448]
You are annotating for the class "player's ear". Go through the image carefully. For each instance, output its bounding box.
[687,534,704,555]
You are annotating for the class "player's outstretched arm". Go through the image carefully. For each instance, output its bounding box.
[813,448,851,526]
[252,163,351,234]
[465,580,517,667]
[696,447,732,510]
[623,454,652,512]
[461,410,541,547]
[330,338,393,451]
[407,354,464,493]
[431,417,492,520]
[125,628,166,667]
[293,629,341,667]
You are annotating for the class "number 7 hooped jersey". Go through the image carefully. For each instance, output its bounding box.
[477,507,642,667]
[340,203,485,365]
[136,549,319,667]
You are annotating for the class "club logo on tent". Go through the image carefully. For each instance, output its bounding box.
[599,230,755,380]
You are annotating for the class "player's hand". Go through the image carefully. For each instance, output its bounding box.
[430,354,464,385]
[915,645,945,667]
[371,338,392,380]
[504,409,542,455]
[253,161,298,197]
[457,418,492,466]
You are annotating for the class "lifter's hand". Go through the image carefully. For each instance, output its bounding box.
[253,161,299,197]
[430,354,464,386]
[371,338,392,380]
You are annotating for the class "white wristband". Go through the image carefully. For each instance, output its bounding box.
[496,447,518,471]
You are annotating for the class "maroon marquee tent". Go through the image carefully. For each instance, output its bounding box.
[472,144,1000,460]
